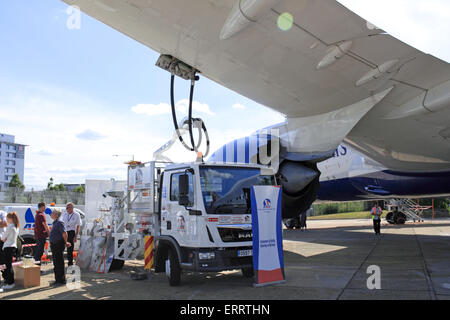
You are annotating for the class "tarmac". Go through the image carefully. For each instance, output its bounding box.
[1,218,449,300]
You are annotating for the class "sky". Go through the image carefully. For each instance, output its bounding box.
[0,0,449,190]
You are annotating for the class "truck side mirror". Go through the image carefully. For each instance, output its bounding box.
[178,174,190,206]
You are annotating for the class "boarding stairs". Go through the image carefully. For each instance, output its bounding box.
[387,199,426,222]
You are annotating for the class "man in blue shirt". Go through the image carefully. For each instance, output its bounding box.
[49,209,71,285]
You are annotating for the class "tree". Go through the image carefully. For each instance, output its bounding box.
[9,173,24,190]
[46,178,66,191]
[54,183,66,192]
[47,177,54,190]
[74,185,85,193]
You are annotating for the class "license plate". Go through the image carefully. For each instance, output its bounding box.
[238,249,252,257]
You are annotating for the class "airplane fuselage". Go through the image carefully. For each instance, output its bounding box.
[317,143,450,201]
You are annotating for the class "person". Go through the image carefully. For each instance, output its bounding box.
[371,202,382,235]
[62,202,81,266]
[0,210,8,285]
[49,209,71,285]
[34,202,50,264]
[0,212,20,291]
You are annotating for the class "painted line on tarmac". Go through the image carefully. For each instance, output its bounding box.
[336,233,382,300]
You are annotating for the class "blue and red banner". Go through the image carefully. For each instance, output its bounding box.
[251,185,285,286]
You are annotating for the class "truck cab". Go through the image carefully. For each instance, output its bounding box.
[154,162,276,286]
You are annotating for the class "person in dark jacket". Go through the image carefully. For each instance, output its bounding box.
[49,209,71,286]
[34,202,50,264]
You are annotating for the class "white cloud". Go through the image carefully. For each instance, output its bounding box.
[131,103,171,116]
[232,103,246,110]
[131,99,215,117]
[33,149,59,156]
[76,129,107,141]
[0,83,172,189]
[337,0,450,62]
[176,99,215,116]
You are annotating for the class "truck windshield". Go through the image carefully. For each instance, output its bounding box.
[199,166,275,214]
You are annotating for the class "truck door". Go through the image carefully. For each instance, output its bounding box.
[166,170,198,245]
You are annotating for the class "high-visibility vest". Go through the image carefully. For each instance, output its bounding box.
[371,207,381,220]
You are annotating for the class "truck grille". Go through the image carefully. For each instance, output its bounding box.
[217,227,252,242]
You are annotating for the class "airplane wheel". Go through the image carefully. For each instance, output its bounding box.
[284,219,296,230]
[294,217,302,229]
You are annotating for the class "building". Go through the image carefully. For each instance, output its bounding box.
[0,133,26,190]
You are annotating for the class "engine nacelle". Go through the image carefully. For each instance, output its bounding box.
[208,129,325,219]
[277,160,321,219]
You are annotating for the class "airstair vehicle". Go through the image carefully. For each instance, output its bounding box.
[384,198,430,224]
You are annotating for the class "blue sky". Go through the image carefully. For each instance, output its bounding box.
[0,0,285,189]
[0,0,449,189]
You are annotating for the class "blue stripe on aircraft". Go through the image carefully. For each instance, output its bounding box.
[245,137,249,164]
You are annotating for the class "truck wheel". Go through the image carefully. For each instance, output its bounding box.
[166,249,181,286]
[241,268,254,278]
[109,259,125,271]
[20,238,35,257]
[385,212,394,224]
[394,212,406,225]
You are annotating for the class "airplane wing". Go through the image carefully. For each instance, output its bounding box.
[62,0,450,172]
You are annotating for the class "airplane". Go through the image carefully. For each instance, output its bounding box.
[62,0,450,223]
[208,133,450,226]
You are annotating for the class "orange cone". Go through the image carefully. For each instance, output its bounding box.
[73,251,78,260]
[41,253,50,263]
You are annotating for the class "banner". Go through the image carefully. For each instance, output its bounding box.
[251,185,285,287]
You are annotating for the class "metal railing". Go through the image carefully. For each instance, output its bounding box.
[389,198,428,222]
[0,187,85,205]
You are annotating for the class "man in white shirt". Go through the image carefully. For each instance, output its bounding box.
[62,202,81,266]
[0,210,8,283]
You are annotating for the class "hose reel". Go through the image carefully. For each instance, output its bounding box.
[155,54,210,160]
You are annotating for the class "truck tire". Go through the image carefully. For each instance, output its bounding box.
[109,259,125,271]
[386,212,395,224]
[394,212,406,225]
[166,248,181,286]
[20,237,35,257]
[241,268,254,278]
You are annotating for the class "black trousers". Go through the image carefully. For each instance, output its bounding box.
[50,241,66,283]
[3,247,16,285]
[66,230,75,266]
[34,238,46,263]
[373,219,381,234]
[0,241,4,281]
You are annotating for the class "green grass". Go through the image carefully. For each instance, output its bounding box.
[309,211,388,220]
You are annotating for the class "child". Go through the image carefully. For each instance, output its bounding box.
[0,212,19,291]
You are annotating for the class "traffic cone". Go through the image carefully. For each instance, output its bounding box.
[41,241,50,263]
[41,253,50,263]
[73,251,78,260]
